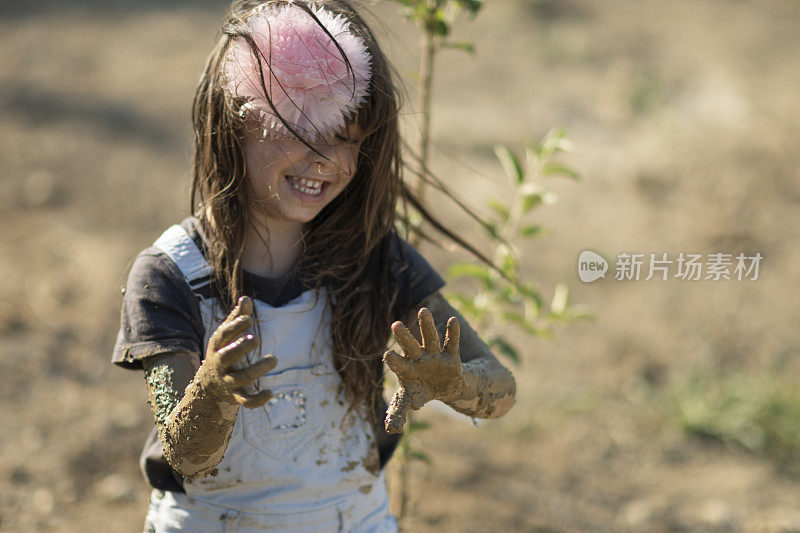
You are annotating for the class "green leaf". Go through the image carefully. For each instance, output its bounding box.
[538,127,573,157]
[502,256,517,278]
[481,220,501,240]
[498,245,517,278]
[495,285,518,305]
[516,283,544,311]
[488,336,520,365]
[522,191,544,213]
[519,224,545,238]
[454,0,483,17]
[519,181,556,208]
[494,145,524,185]
[409,450,433,464]
[523,298,540,323]
[543,162,580,180]
[413,2,428,21]
[487,199,510,223]
[446,292,487,322]
[425,8,449,36]
[440,41,476,54]
[548,306,596,323]
[568,308,596,321]
[550,283,569,315]
[407,420,431,433]
[523,144,539,169]
[500,310,536,334]
[447,263,494,289]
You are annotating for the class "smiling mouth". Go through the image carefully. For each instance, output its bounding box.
[285,175,326,197]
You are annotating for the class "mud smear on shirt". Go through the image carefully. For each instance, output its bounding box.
[361,445,380,476]
[313,405,381,477]
[341,461,360,472]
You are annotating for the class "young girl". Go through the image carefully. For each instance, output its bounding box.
[112,1,516,531]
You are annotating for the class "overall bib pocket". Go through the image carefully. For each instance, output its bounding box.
[240,364,330,463]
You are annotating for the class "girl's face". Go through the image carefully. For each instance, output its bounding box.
[243,122,365,226]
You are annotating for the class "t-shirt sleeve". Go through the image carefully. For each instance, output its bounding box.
[112,248,205,370]
[390,232,446,319]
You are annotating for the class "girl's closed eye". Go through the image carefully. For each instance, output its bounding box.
[334,134,361,145]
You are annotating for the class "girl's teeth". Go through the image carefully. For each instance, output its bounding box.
[300,178,322,189]
[288,176,323,195]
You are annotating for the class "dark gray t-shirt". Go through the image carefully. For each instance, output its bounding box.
[113,218,445,368]
[113,218,445,491]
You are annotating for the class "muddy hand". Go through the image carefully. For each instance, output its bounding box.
[201,295,277,408]
[384,308,462,433]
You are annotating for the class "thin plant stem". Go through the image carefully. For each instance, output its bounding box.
[415,19,435,205]
[398,4,438,518]
[398,447,409,525]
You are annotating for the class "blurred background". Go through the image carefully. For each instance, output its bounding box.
[1,0,799,530]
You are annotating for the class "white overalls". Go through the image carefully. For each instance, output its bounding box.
[145,224,397,532]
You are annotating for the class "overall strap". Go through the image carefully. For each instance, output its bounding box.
[152,224,213,291]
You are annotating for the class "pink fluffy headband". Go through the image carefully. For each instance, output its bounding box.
[223,2,372,141]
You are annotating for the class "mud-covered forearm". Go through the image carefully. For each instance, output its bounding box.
[143,352,239,481]
[142,297,276,480]
[444,354,516,418]
[410,292,516,418]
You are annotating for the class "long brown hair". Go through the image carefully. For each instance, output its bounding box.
[191,0,405,423]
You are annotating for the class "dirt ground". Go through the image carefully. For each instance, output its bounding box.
[1,0,799,531]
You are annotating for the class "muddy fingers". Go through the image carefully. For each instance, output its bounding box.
[217,334,259,369]
[209,297,254,350]
[391,321,421,360]
[443,316,460,357]
[233,389,273,409]
[385,386,409,434]
[384,305,467,429]
[202,299,280,407]
[400,292,517,419]
[418,308,440,352]
[383,349,410,375]
[215,315,255,349]
[226,296,253,324]
[222,354,277,389]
